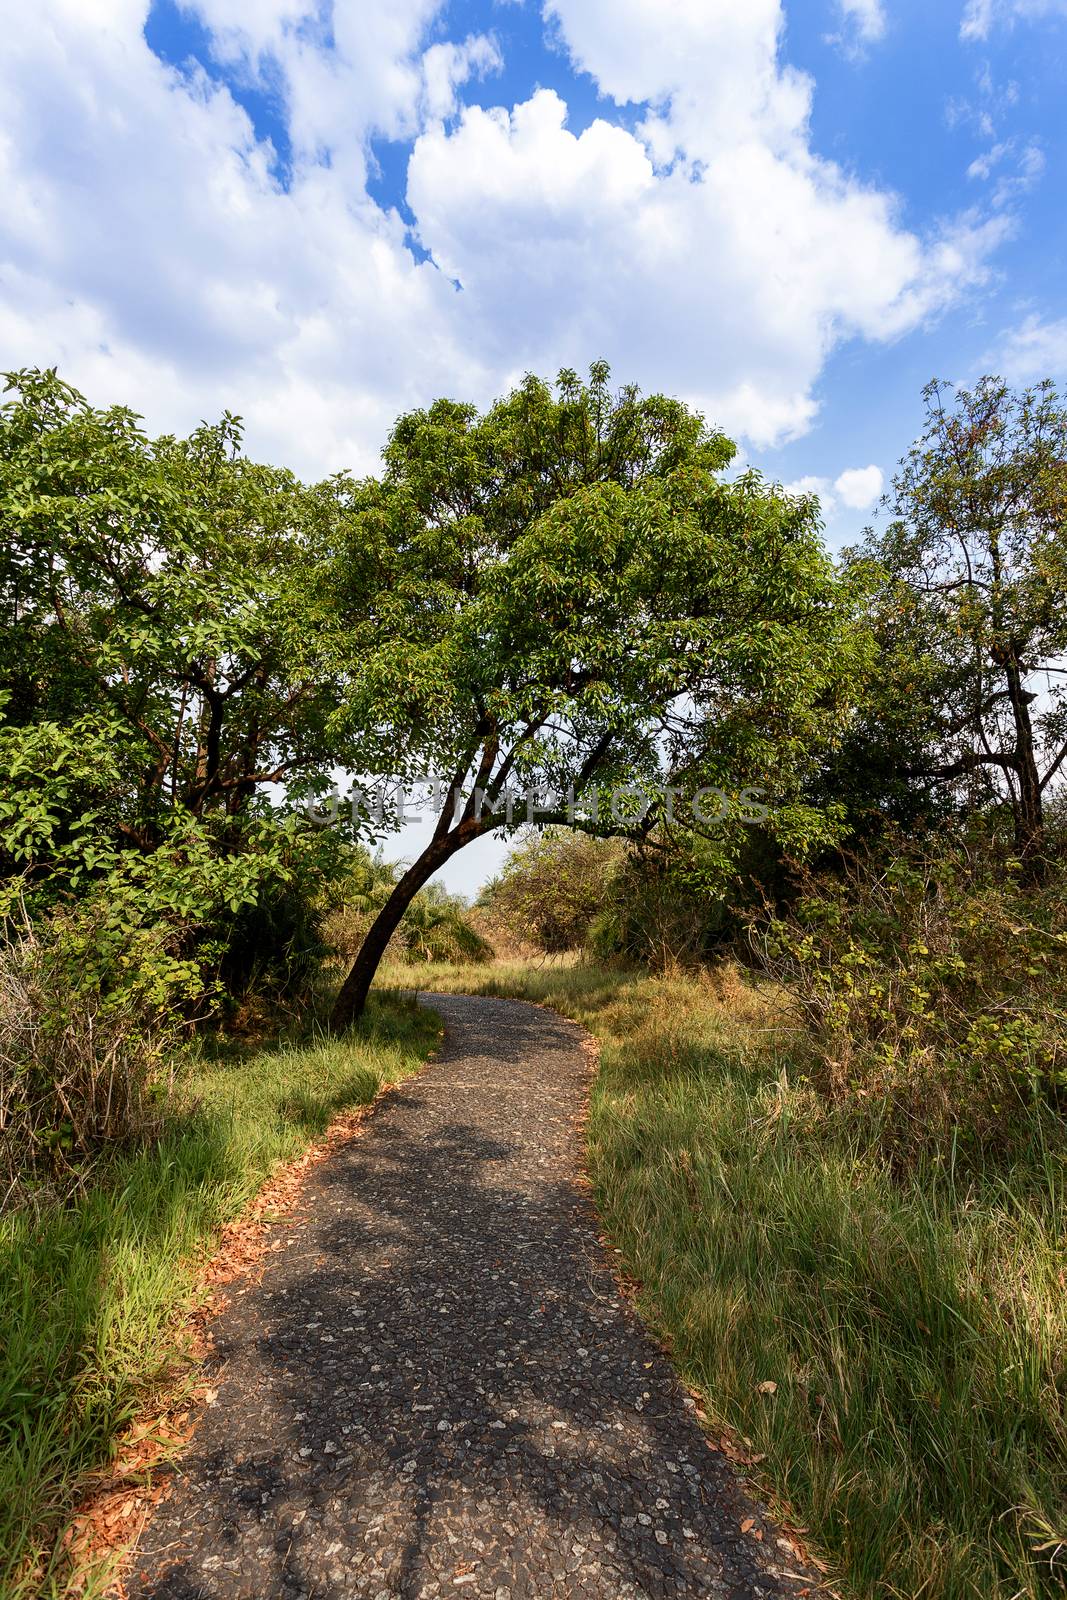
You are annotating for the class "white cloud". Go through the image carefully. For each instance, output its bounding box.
[421,36,503,121]
[783,464,883,517]
[834,464,884,508]
[0,0,495,476]
[0,0,1008,477]
[962,0,1067,40]
[989,314,1067,382]
[961,0,996,36]
[966,138,1044,207]
[410,3,1002,447]
[967,141,1010,180]
[835,0,888,45]
[783,473,834,503]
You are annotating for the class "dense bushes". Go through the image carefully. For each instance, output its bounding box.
[479,826,782,970]
[479,830,626,954]
[752,831,1067,1162]
[478,827,753,968]
[0,369,376,1180]
[0,823,343,1193]
[0,911,175,1201]
[588,844,745,970]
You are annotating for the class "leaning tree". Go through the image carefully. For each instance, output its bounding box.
[326,363,864,1027]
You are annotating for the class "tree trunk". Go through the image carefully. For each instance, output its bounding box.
[330,821,484,1030]
[1004,653,1044,879]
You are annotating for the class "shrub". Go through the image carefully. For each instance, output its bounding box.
[588,849,729,971]
[481,827,790,972]
[395,885,495,965]
[480,829,627,954]
[208,827,354,1022]
[0,912,174,1199]
[752,832,1067,1161]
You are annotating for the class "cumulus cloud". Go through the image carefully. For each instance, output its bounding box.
[0,0,495,476]
[411,2,1002,447]
[834,464,884,508]
[0,0,1009,476]
[784,465,884,517]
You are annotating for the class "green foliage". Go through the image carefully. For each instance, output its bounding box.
[847,377,1067,863]
[479,828,627,953]
[0,368,359,1024]
[753,831,1067,1161]
[0,812,338,1031]
[587,843,734,970]
[0,368,346,832]
[397,884,495,965]
[0,911,173,1199]
[325,849,494,967]
[480,820,818,973]
[333,364,863,821]
[329,362,867,1023]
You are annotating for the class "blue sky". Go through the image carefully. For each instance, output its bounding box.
[3,0,1066,890]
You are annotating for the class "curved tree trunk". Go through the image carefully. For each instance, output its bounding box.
[330,818,488,1030]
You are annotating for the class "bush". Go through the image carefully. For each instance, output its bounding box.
[752,831,1067,1161]
[208,827,355,1023]
[480,829,627,954]
[395,885,495,965]
[0,912,174,1199]
[479,826,791,972]
[588,849,732,971]
[324,851,494,969]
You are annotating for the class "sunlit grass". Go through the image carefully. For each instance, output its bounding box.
[393,958,1067,1600]
[0,994,440,1598]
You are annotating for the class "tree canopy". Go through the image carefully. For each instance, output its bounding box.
[327,363,865,1024]
[0,369,353,1014]
[851,377,1067,872]
[1,368,347,851]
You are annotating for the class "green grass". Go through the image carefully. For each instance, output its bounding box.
[0,992,440,1598]
[389,959,1067,1600]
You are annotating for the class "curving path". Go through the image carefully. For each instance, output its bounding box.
[129,995,817,1600]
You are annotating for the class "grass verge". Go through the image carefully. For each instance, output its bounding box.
[388,959,1067,1600]
[1,992,440,1598]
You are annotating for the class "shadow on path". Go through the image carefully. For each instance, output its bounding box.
[129,995,816,1600]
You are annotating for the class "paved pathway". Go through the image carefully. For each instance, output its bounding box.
[129,995,817,1600]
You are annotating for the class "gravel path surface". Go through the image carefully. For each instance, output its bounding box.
[129,994,818,1600]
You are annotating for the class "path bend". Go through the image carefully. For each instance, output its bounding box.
[129,993,817,1600]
